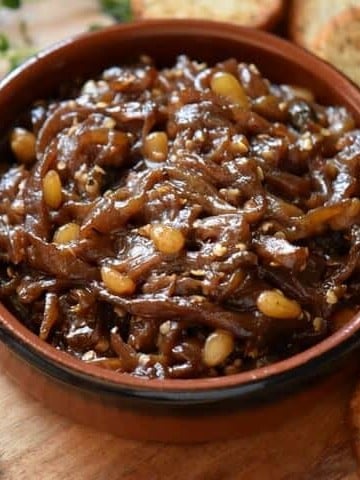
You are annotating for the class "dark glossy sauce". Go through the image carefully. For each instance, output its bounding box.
[0,55,359,378]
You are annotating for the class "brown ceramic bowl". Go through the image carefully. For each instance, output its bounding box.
[0,20,360,443]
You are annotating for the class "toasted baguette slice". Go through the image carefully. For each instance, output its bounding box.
[131,0,284,30]
[313,7,360,86]
[289,0,360,49]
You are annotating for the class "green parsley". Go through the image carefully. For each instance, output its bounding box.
[99,0,131,21]
[0,0,21,9]
[0,34,9,52]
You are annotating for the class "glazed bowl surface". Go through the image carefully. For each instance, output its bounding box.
[0,19,360,442]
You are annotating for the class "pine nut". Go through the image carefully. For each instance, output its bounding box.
[230,134,249,154]
[101,266,136,296]
[257,290,302,319]
[213,243,227,257]
[53,223,80,244]
[43,170,62,209]
[203,329,235,367]
[150,224,185,254]
[10,128,36,164]
[144,132,168,162]
[210,72,249,108]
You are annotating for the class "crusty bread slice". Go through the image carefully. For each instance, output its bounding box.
[131,0,284,30]
[289,0,360,49]
[313,7,360,86]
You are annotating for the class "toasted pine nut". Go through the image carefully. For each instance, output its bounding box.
[159,321,172,335]
[43,170,62,209]
[257,290,301,319]
[203,329,235,367]
[213,243,227,257]
[144,132,168,162]
[210,72,249,108]
[150,224,185,254]
[82,350,96,361]
[230,134,249,154]
[53,223,80,244]
[10,128,36,164]
[101,266,136,296]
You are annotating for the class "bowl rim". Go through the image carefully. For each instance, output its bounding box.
[1,19,360,400]
[1,302,360,403]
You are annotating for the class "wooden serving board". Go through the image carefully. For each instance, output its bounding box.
[0,370,358,480]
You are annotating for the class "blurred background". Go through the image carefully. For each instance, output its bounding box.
[0,0,359,84]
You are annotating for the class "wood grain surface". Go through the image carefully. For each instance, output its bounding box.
[0,371,358,480]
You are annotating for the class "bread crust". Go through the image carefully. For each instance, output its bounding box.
[312,6,360,85]
[313,5,360,51]
[131,0,284,31]
[289,0,360,47]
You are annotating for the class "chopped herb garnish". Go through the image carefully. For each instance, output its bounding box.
[1,0,21,8]
[0,34,9,52]
[99,0,131,21]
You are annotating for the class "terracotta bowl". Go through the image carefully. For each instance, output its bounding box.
[0,20,360,443]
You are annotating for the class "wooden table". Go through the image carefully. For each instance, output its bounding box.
[0,371,359,480]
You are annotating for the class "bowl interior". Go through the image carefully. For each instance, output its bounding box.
[0,20,360,397]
